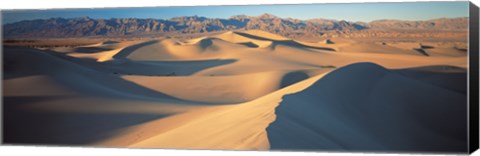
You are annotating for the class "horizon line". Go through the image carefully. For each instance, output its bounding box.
[2,13,469,25]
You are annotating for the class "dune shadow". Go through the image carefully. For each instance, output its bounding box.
[72,47,112,53]
[280,71,310,88]
[420,45,434,49]
[233,32,335,51]
[413,48,430,56]
[233,31,279,41]
[102,59,237,76]
[267,62,467,152]
[51,46,237,77]
[112,40,160,59]
[454,47,467,52]
[45,64,224,104]
[2,47,56,80]
[103,41,120,44]
[199,38,213,49]
[394,65,467,94]
[2,47,227,104]
[238,42,259,48]
[3,96,171,145]
[324,39,335,44]
[271,40,336,51]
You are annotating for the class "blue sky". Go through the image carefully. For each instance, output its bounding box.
[2,1,469,24]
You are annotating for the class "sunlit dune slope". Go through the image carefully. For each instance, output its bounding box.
[122,70,321,103]
[100,70,333,149]
[2,29,468,151]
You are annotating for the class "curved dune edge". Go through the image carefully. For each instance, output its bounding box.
[3,29,468,149]
[241,30,290,41]
[96,70,333,149]
[118,30,337,62]
[212,31,274,48]
[266,62,467,152]
[121,70,319,104]
[2,47,210,104]
[98,62,467,151]
[57,30,467,65]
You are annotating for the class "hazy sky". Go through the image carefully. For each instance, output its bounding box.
[1,1,469,24]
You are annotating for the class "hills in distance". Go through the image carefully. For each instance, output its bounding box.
[2,13,468,39]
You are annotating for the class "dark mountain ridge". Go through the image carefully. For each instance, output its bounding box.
[2,14,468,39]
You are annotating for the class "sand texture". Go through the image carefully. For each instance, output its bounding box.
[3,30,468,152]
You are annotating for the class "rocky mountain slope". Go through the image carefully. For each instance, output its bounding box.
[2,13,468,38]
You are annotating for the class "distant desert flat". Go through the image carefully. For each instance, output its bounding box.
[3,29,468,152]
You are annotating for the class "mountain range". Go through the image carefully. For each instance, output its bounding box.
[2,13,468,39]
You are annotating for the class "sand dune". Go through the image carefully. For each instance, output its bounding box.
[385,42,467,57]
[267,63,467,152]
[241,30,290,41]
[2,29,468,152]
[122,70,315,103]
[212,31,274,48]
[4,47,197,101]
[100,70,333,149]
[3,47,211,145]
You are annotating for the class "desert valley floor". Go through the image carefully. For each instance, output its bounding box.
[3,30,468,152]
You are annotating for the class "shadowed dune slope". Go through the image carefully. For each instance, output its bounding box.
[3,47,199,102]
[2,28,468,151]
[3,47,218,145]
[212,31,273,48]
[394,65,467,94]
[241,30,290,41]
[266,62,467,152]
[120,38,248,61]
[114,70,332,149]
[233,31,336,51]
